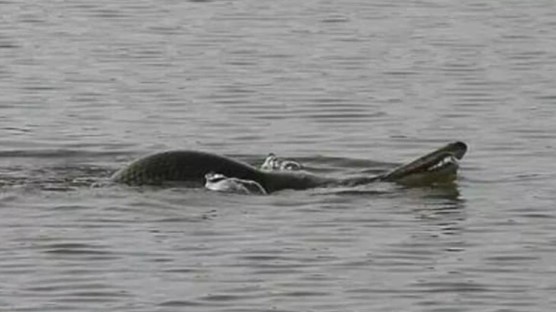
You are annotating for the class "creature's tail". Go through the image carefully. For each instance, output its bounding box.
[380,141,467,185]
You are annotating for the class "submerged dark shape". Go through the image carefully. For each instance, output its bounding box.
[111,141,467,193]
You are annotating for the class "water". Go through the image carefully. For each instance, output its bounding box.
[1,0,556,311]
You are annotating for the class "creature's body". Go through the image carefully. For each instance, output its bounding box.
[111,149,337,193]
[111,141,467,193]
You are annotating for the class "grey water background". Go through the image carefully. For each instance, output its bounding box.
[1,0,556,311]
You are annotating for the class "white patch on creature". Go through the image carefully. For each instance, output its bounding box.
[204,172,267,195]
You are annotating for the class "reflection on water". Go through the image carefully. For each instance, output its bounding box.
[2,0,556,311]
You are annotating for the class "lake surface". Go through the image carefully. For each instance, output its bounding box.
[1,0,556,311]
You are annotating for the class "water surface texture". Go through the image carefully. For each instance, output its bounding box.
[1,0,556,311]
